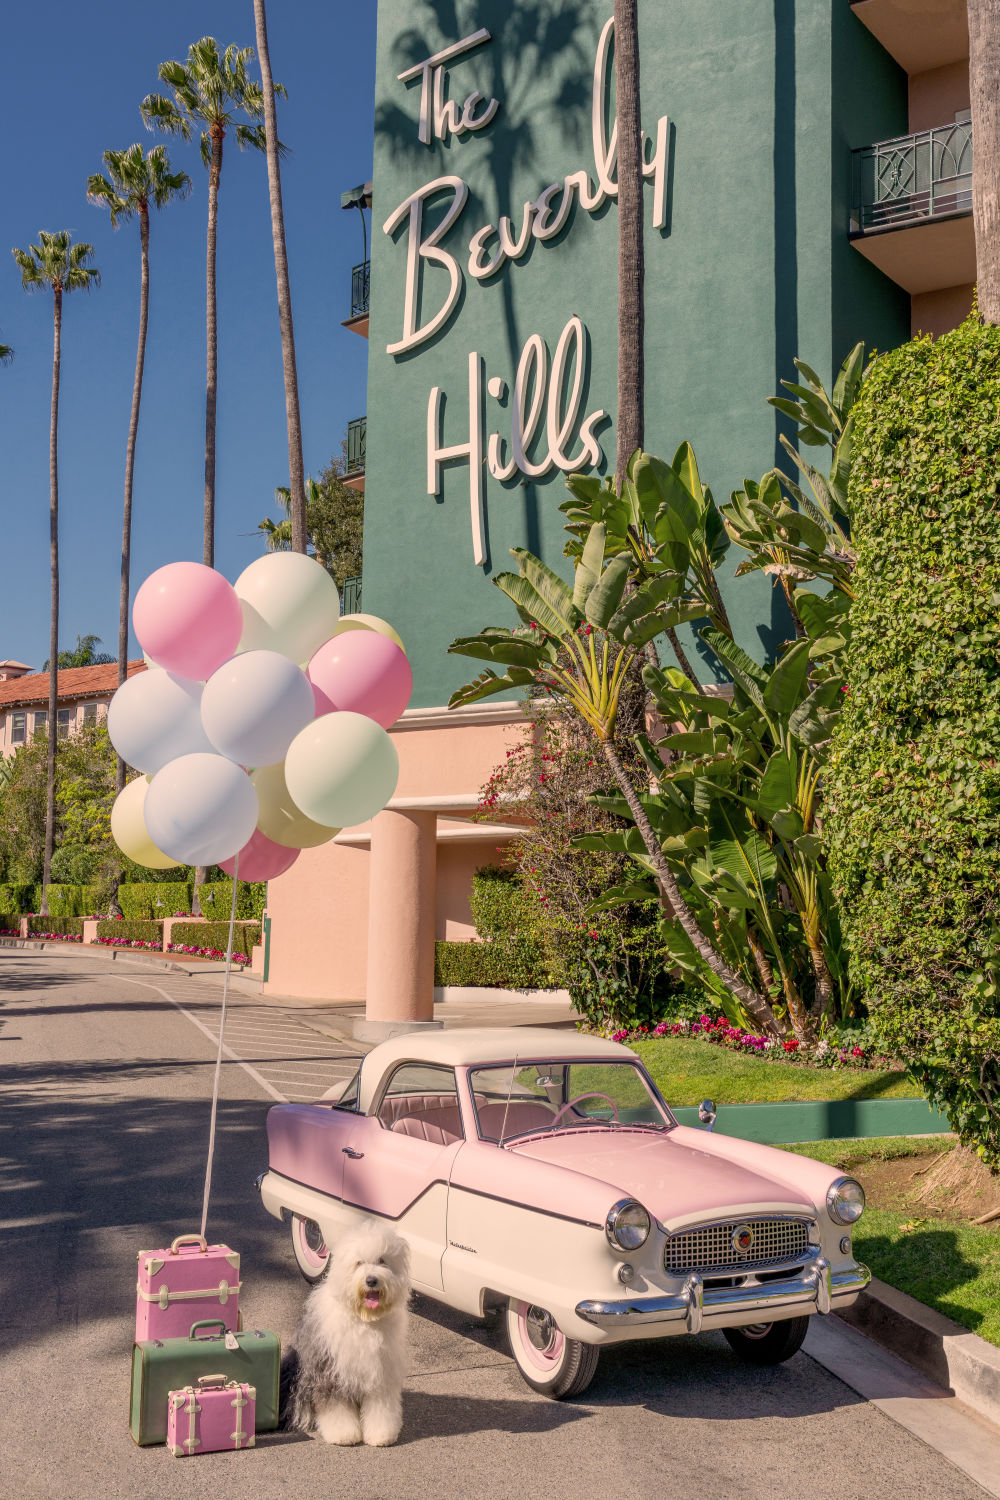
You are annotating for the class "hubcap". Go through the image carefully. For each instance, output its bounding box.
[525,1305,557,1354]
[741,1322,773,1339]
[296,1217,328,1268]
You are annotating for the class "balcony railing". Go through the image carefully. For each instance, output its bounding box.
[346,416,366,474]
[852,120,972,233]
[341,575,362,615]
[351,259,370,318]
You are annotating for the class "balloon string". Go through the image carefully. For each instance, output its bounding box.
[199,852,240,1241]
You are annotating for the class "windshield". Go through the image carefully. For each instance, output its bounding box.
[469,1060,673,1142]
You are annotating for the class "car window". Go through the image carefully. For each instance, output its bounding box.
[375,1063,464,1142]
[470,1060,672,1141]
[330,1067,361,1112]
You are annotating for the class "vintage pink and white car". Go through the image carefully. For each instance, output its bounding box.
[256,1027,869,1398]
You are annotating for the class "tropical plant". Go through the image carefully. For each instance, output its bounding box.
[258,448,364,587]
[87,143,191,793]
[968,1,1000,323]
[11,231,100,913]
[141,37,280,568]
[251,0,307,554]
[43,634,115,669]
[0,343,12,364]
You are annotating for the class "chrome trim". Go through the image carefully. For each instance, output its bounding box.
[662,1214,815,1275]
[698,1099,717,1131]
[605,1198,651,1254]
[254,1171,266,1194]
[575,1257,869,1329]
[827,1176,866,1225]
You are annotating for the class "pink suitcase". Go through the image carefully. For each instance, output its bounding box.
[167,1375,255,1457]
[135,1233,241,1341]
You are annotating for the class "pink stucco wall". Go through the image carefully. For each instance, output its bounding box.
[908,59,969,133]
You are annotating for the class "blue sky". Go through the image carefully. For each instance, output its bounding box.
[1,1,375,669]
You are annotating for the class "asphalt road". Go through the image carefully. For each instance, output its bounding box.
[1,949,996,1500]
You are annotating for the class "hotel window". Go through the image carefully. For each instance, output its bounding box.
[10,711,26,745]
[57,708,72,739]
[81,702,98,726]
[33,710,47,736]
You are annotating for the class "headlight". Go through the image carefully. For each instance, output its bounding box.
[827,1176,865,1225]
[605,1199,651,1252]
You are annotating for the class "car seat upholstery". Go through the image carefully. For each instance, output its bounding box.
[476,1100,556,1138]
[391,1105,464,1145]
[380,1092,457,1128]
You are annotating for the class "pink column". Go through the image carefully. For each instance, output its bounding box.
[357,808,441,1041]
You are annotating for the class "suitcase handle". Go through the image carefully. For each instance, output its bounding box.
[196,1374,229,1389]
[189,1320,228,1340]
[170,1234,209,1255]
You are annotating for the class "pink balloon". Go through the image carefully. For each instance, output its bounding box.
[133,562,243,681]
[219,828,301,882]
[307,631,413,729]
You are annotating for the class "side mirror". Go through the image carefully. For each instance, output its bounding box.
[698,1099,717,1132]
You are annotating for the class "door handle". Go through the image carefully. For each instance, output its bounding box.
[342,1147,364,1159]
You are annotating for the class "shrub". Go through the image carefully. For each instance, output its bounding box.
[26,916,84,936]
[169,921,261,958]
[0,913,18,934]
[94,919,164,945]
[195,881,266,922]
[827,313,1000,1167]
[468,866,547,989]
[0,883,42,914]
[434,939,546,989]
[45,883,104,917]
[119,882,192,920]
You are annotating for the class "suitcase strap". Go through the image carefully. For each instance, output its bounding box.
[136,1279,241,1309]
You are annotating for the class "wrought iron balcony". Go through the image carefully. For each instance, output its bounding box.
[346,416,366,475]
[351,259,370,318]
[341,575,362,615]
[852,120,972,234]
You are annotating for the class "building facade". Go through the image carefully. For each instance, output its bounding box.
[0,661,144,759]
[264,0,976,1022]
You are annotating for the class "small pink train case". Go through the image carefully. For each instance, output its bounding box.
[135,1232,241,1341]
[166,1374,256,1457]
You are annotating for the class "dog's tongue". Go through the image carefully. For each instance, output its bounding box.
[364,1293,380,1310]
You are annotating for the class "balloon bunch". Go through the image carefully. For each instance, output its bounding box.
[107,554,412,880]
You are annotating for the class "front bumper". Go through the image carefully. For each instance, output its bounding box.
[576,1255,869,1335]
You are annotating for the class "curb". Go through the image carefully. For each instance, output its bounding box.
[837,1276,1000,1431]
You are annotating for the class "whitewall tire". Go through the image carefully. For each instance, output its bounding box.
[505,1299,599,1398]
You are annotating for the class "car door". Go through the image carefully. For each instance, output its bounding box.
[340,1063,465,1292]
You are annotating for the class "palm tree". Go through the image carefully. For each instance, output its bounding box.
[0,344,12,364]
[11,232,100,914]
[141,37,279,567]
[251,0,307,554]
[614,2,643,492]
[968,1,1000,323]
[87,144,191,795]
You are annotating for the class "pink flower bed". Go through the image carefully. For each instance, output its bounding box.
[30,931,84,943]
[166,942,249,966]
[92,936,162,950]
[603,1014,896,1070]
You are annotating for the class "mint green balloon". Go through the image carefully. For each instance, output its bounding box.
[284,711,399,829]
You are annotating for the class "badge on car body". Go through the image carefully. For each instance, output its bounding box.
[732,1223,754,1255]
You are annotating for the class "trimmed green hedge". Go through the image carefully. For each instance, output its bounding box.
[169,921,262,957]
[828,313,1000,1168]
[434,939,548,989]
[0,913,18,933]
[195,881,266,921]
[119,883,192,920]
[0,883,41,914]
[94,920,164,944]
[26,916,84,936]
[468,865,547,988]
[45,883,104,917]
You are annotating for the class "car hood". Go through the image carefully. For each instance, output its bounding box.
[507,1128,813,1227]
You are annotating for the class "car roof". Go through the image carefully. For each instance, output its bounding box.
[357,1027,638,1108]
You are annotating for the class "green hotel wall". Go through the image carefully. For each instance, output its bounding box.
[363,0,908,708]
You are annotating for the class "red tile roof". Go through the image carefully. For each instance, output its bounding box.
[0,660,146,707]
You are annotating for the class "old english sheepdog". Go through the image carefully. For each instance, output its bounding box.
[288,1219,411,1446]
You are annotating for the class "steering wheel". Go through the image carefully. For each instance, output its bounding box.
[551,1092,619,1127]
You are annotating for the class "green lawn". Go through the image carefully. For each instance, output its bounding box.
[781,1138,1000,1348]
[631,1036,922,1106]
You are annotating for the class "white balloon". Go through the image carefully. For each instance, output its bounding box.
[235,552,341,664]
[201,650,315,767]
[106,668,214,774]
[143,753,259,866]
[284,711,399,829]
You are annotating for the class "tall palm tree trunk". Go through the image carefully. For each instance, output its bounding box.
[204,128,223,569]
[252,0,307,554]
[968,1,1000,323]
[614,0,643,493]
[117,207,150,795]
[42,287,63,915]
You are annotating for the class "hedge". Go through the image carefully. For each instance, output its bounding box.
[0,914,18,934]
[26,916,85,936]
[119,883,192,920]
[45,883,104,917]
[468,865,547,988]
[169,921,262,958]
[827,312,1000,1168]
[434,939,548,989]
[0,883,41,914]
[195,881,266,921]
[94,920,164,944]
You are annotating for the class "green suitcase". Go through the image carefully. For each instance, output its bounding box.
[130,1318,281,1445]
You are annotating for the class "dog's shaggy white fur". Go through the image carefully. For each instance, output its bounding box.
[289,1220,411,1446]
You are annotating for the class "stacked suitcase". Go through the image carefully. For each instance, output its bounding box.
[129,1234,280,1455]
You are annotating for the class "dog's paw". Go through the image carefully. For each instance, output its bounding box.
[361,1397,402,1447]
[316,1403,363,1445]
[362,1422,401,1447]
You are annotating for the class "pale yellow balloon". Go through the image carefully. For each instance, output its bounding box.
[331,613,406,654]
[251,761,340,849]
[111,775,179,869]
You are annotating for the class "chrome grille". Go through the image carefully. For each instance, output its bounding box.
[663,1218,810,1274]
